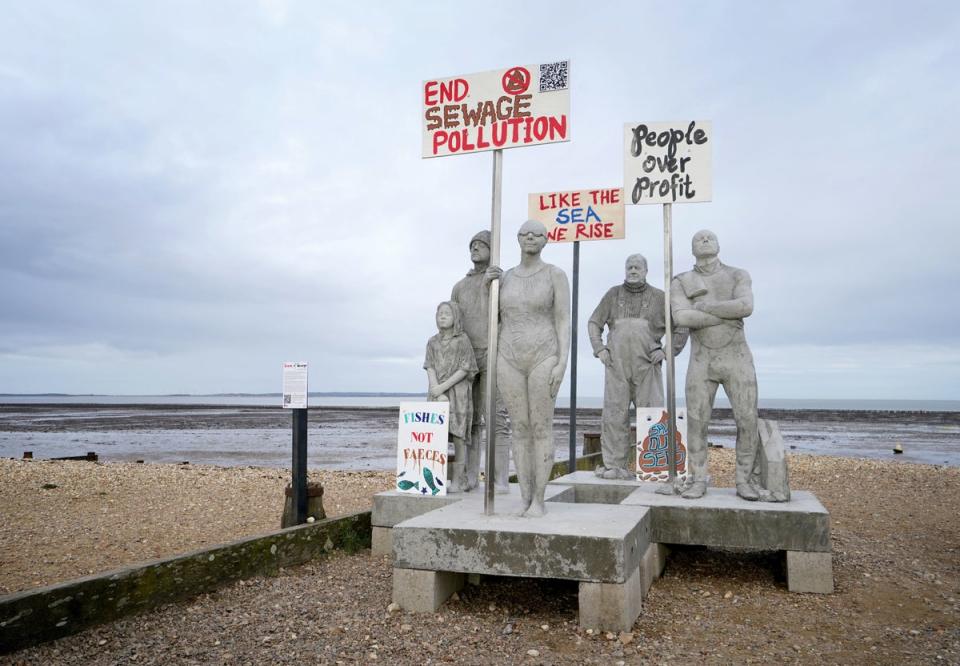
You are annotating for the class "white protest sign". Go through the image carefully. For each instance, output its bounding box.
[396,401,450,496]
[623,121,712,205]
[636,408,689,483]
[422,61,570,158]
[281,362,308,409]
[527,187,625,243]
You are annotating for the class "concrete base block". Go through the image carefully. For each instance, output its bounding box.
[639,542,669,598]
[579,565,642,632]
[393,497,650,583]
[371,526,392,557]
[392,568,465,612]
[372,491,462,528]
[552,472,831,553]
[786,550,834,593]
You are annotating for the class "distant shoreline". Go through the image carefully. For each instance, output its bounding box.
[4,402,960,421]
[1,394,958,412]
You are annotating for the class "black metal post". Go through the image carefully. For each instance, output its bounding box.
[292,408,308,524]
[568,240,580,473]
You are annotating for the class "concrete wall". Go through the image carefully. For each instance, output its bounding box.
[0,511,371,654]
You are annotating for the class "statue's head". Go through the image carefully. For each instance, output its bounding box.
[435,301,463,335]
[517,220,547,254]
[469,230,491,263]
[692,229,719,259]
[624,254,648,286]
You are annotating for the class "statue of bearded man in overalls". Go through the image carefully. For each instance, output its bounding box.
[588,254,688,480]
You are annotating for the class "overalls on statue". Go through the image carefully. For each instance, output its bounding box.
[600,286,665,473]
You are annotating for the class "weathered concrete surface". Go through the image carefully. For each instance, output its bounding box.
[640,542,669,598]
[392,568,465,612]
[374,482,570,528]
[374,454,602,530]
[551,472,831,552]
[578,564,643,632]
[393,494,650,583]
[372,490,462,528]
[371,526,392,557]
[0,511,371,655]
[786,550,834,593]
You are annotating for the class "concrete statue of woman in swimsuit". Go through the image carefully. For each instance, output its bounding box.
[486,220,570,517]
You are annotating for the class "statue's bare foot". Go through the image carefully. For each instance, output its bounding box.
[655,482,678,495]
[525,500,546,518]
[736,483,759,501]
[681,480,707,499]
[514,497,533,517]
[594,465,607,478]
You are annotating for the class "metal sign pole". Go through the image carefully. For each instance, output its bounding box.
[662,202,679,488]
[484,148,503,515]
[292,408,308,523]
[568,240,580,473]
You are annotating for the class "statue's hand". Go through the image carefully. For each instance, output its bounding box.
[436,393,449,403]
[597,348,613,367]
[428,386,443,401]
[649,348,665,365]
[548,364,564,397]
[483,266,502,285]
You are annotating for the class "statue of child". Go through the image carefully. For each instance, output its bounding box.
[424,301,478,492]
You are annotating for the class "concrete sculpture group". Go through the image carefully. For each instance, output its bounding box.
[424,223,789,511]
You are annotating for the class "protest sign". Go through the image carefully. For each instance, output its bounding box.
[396,402,450,496]
[636,408,689,483]
[623,121,712,205]
[281,362,308,409]
[422,61,570,158]
[527,187,624,243]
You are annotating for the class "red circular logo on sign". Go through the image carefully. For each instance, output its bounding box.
[501,67,531,94]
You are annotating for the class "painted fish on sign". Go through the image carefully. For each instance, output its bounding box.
[396,402,450,496]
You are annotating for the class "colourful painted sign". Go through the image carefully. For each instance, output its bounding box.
[527,188,625,243]
[422,61,571,158]
[623,121,712,205]
[396,402,450,496]
[636,408,689,483]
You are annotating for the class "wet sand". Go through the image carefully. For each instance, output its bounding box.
[1,404,957,468]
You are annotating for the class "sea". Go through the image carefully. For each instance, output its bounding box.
[3,393,960,411]
[1,394,958,469]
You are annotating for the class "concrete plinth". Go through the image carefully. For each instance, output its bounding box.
[371,526,392,557]
[639,542,669,597]
[551,472,831,552]
[786,551,834,593]
[393,493,650,583]
[372,490,462,528]
[392,568,465,612]
[373,483,570,561]
[549,472,834,594]
[579,565,643,633]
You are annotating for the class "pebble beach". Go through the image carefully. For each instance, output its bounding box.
[2,449,958,664]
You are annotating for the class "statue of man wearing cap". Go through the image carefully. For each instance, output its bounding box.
[451,230,512,493]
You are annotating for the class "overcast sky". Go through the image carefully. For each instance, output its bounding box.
[1,1,958,399]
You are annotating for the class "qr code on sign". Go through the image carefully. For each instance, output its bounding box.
[539,61,568,92]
